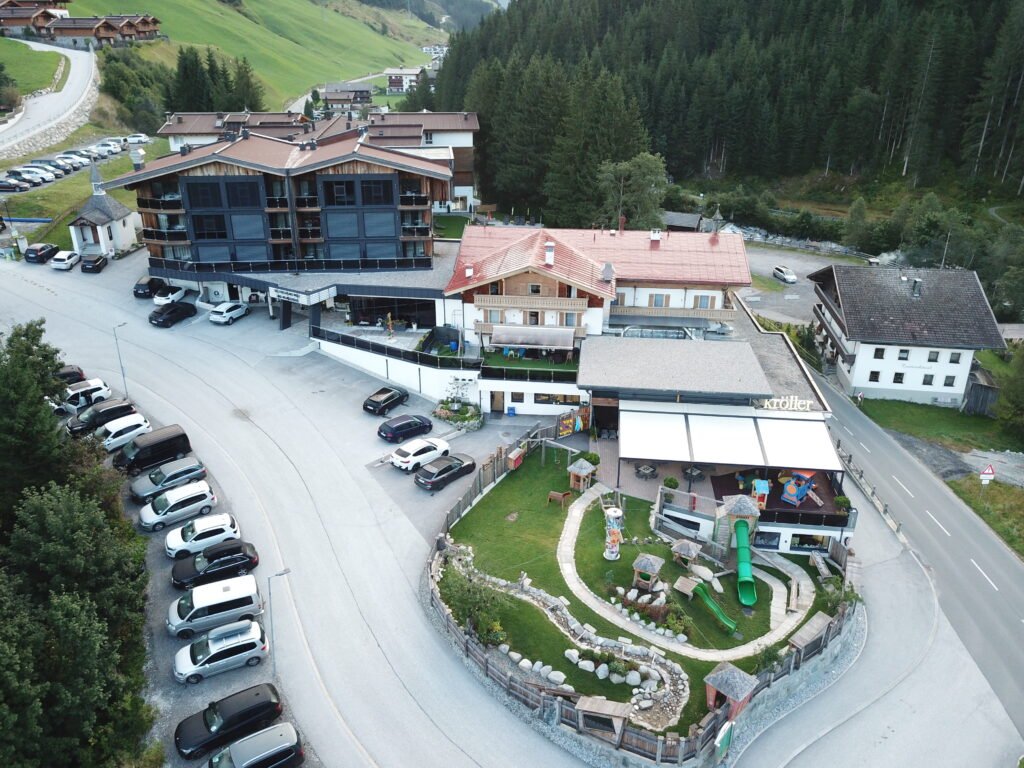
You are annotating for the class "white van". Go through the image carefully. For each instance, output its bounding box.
[166,574,263,639]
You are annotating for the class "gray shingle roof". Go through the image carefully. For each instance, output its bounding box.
[719,494,761,518]
[567,458,596,475]
[663,211,703,229]
[76,193,132,226]
[705,661,758,701]
[809,266,1005,350]
[632,553,664,574]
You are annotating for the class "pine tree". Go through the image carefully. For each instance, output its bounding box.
[462,59,505,202]
[596,152,668,230]
[231,57,265,112]
[303,98,315,119]
[171,47,212,112]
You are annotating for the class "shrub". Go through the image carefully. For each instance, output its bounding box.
[834,495,851,511]
[579,450,601,467]
[662,476,679,490]
[608,660,627,676]
[439,569,511,646]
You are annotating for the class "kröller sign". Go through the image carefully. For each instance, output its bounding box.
[754,395,814,412]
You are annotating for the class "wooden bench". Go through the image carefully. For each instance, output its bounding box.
[810,551,832,580]
[787,579,800,612]
[547,490,572,509]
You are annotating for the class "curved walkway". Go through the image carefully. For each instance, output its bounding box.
[556,485,816,662]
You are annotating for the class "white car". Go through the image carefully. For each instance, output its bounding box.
[209,302,251,325]
[139,480,218,532]
[153,285,187,305]
[96,140,123,154]
[173,620,268,684]
[126,133,150,144]
[390,437,450,472]
[89,144,114,157]
[26,162,64,178]
[49,251,81,271]
[54,153,86,168]
[63,378,111,413]
[97,413,151,452]
[772,265,798,284]
[165,513,240,559]
[13,166,54,182]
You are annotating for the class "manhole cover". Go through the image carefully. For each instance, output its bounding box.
[505,512,518,522]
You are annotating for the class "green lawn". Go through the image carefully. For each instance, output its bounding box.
[752,274,786,292]
[434,214,469,239]
[860,399,1024,452]
[948,477,1024,559]
[481,349,579,370]
[975,350,1014,387]
[74,0,429,107]
[0,38,63,94]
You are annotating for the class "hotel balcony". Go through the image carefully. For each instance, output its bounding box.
[609,305,738,321]
[400,224,432,239]
[398,193,430,209]
[265,196,288,210]
[474,295,590,312]
[474,320,587,339]
[295,196,320,210]
[136,194,183,212]
[141,227,189,243]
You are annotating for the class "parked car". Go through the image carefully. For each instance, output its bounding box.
[363,385,408,415]
[171,540,259,590]
[205,722,304,768]
[390,437,450,472]
[98,413,151,452]
[10,166,52,183]
[115,424,190,475]
[49,251,81,271]
[62,378,112,412]
[66,398,135,437]
[173,683,283,760]
[56,364,86,385]
[88,144,114,157]
[64,148,99,161]
[126,133,150,144]
[377,414,432,443]
[25,161,64,178]
[173,620,268,684]
[54,154,86,169]
[23,243,59,263]
[153,284,187,305]
[102,135,127,148]
[165,513,240,559]
[139,480,217,532]
[95,140,123,154]
[209,302,251,325]
[33,157,72,172]
[130,456,207,503]
[0,177,30,192]
[80,254,108,273]
[149,301,198,328]
[414,453,476,491]
[772,265,798,284]
[133,275,167,298]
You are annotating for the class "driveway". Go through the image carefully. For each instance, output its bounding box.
[0,251,580,767]
[738,245,854,325]
[0,39,95,150]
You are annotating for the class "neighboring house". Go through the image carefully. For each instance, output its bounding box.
[103,130,452,329]
[663,211,703,232]
[808,265,1005,406]
[320,82,372,116]
[45,16,118,46]
[104,13,160,39]
[70,165,140,256]
[0,6,58,33]
[0,0,70,8]
[383,67,422,94]
[157,111,311,152]
[103,14,136,40]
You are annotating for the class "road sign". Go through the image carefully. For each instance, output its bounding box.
[980,464,995,485]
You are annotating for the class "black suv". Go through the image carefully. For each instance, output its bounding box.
[363,386,408,415]
[174,683,282,760]
[171,540,260,590]
[377,414,431,443]
[149,301,197,327]
[56,364,86,385]
[66,398,136,437]
[414,454,476,491]
[133,275,167,298]
[23,243,59,263]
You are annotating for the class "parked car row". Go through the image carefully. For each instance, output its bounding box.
[21,242,109,272]
[3,139,143,190]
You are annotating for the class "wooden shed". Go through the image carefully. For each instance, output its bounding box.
[567,457,597,492]
[704,661,758,720]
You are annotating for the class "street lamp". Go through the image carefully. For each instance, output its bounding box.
[113,322,128,398]
[268,568,291,679]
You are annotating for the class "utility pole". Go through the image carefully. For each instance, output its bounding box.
[940,228,951,269]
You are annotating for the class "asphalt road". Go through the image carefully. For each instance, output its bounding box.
[819,375,1024,739]
[0,253,582,767]
[0,39,95,149]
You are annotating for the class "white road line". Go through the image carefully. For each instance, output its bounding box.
[843,425,853,435]
[892,475,915,497]
[859,441,871,453]
[971,558,999,591]
[924,509,951,536]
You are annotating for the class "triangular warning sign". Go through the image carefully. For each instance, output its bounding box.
[980,464,995,477]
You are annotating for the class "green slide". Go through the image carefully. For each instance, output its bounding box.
[693,582,738,633]
[734,518,758,606]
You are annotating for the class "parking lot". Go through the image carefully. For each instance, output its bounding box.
[3,250,572,767]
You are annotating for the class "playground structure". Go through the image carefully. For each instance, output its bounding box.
[734,519,757,607]
[781,469,817,507]
[603,507,624,561]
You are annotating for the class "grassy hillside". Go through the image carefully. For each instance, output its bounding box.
[73,0,434,107]
[0,38,64,94]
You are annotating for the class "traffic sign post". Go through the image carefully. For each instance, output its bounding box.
[979,464,995,491]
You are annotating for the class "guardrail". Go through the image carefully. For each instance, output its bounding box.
[312,325,483,370]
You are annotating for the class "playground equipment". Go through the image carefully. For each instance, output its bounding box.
[734,519,757,606]
[693,582,738,633]
[781,469,816,507]
[603,507,624,561]
[751,479,769,510]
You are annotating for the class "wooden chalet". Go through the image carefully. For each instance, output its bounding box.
[45,15,117,46]
[0,5,57,32]
[104,13,159,39]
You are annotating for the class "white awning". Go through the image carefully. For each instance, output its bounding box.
[688,415,766,466]
[619,410,690,461]
[757,418,843,471]
[490,325,575,349]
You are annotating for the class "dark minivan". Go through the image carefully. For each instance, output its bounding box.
[66,398,136,437]
[114,424,191,475]
[174,683,283,760]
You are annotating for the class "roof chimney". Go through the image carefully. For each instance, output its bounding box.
[911,278,923,298]
[544,241,555,266]
[618,215,626,234]
[649,228,661,242]
[465,265,474,279]
[176,114,183,124]
[601,262,615,282]
[463,112,468,121]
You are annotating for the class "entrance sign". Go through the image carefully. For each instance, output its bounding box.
[755,395,814,412]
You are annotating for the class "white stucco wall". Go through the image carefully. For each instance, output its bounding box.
[476,379,587,416]
[425,129,474,148]
[614,286,724,309]
[168,134,219,152]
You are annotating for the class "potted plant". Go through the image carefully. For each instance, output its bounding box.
[662,476,679,504]
[834,495,851,512]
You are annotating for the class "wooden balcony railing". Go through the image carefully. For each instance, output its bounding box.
[609,305,738,320]
[474,295,589,311]
[474,321,587,339]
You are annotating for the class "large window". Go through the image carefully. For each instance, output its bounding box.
[325,212,359,238]
[950,352,962,364]
[192,214,226,240]
[944,375,956,387]
[928,351,939,362]
[363,211,396,238]
[365,242,397,260]
[325,180,356,206]
[869,371,880,382]
[235,244,268,261]
[361,179,393,206]
[923,374,934,386]
[230,214,265,240]
[874,348,885,359]
[187,182,221,208]
[330,243,360,261]
[534,393,581,405]
[893,372,904,384]
[195,245,230,262]
[226,181,260,208]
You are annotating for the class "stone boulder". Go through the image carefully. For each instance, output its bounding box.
[637,594,652,605]
[547,670,566,685]
[498,644,510,654]
[626,670,642,686]
[691,564,714,581]
[609,673,627,684]
[518,658,533,672]
[615,586,625,596]
[508,651,522,663]
[578,659,596,673]
[711,576,724,594]
[540,664,552,678]
[647,668,662,682]
[564,648,580,664]
[626,588,639,602]
[532,660,544,673]
[640,679,658,692]
[652,580,666,592]
[596,663,609,680]
[639,699,654,710]
[652,594,666,607]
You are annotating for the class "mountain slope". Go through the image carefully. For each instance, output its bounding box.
[73,0,432,107]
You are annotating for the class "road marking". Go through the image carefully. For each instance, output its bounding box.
[924,509,951,536]
[971,559,999,591]
[892,475,915,498]
[858,441,871,453]
[843,425,853,435]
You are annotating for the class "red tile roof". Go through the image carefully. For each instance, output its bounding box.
[445,227,750,296]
